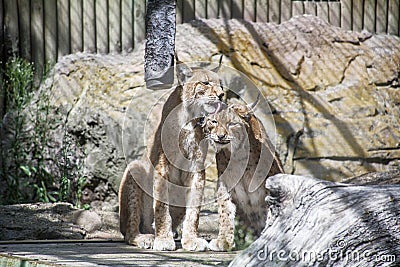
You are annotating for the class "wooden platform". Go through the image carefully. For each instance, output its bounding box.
[0,240,239,266]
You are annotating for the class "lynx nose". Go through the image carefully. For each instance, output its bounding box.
[218,92,224,100]
[218,134,226,140]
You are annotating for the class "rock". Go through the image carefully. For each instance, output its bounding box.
[0,203,122,241]
[72,210,102,233]
[0,202,218,241]
[2,15,399,204]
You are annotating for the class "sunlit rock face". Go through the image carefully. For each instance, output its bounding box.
[178,15,400,180]
[8,15,399,199]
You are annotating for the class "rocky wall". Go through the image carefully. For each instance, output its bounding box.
[3,15,399,202]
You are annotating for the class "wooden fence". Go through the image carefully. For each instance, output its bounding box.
[0,0,399,79]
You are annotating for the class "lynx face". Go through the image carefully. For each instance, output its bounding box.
[203,106,249,151]
[178,65,225,117]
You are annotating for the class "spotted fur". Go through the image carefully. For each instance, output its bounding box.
[203,103,284,251]
[119,58,224,251]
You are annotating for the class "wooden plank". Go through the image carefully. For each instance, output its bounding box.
[328,1,341,27]
[57,0,70,59]
[364,0,376,32]
[0,0,3,55]
[176,0,183,23]
[219,0,231,19]
[3,0,19,55]
[96,0,108,54]
[280,0,291,23]
[388,0,400,35]
[269,0,280,23]
[0,0,3,58]
[109,0,121,53]
[44,0,57,64]
[18,0,31,61]
[316,1,329,24]
[256,0,268,22]
[304,1,316,16]
[121,0,133,52]
[352,0,363,31]
[207,0,218,19]
[341,0,352,30]
[231,0,243,19]
[195,0,207,19]
[0,0,4,118]
[244,0,256,21]
[83,0,96,52]
[376,0,388,33]
[183,0,195,22]
[70,0,83,53]
[133,0,145,48]
[31,0,44,76]
[291,1,304,17]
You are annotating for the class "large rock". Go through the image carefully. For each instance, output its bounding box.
[0,203,122,240]
[185,16,400,180]
[3,15,399,203]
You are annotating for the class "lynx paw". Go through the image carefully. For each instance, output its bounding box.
[132,234,155,249]
[182,237,209,251]
[208,238,235,251]
[153,237,176,251]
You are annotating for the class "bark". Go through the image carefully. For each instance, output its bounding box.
[229,174,400,266]
[144,0,176,89]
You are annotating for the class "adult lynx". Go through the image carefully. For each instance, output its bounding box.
[119,57,224,251]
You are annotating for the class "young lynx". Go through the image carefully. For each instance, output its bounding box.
[203,101,284,251]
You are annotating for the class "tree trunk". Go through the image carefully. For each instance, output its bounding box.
[144,0,176,89]
[229,174,400,266]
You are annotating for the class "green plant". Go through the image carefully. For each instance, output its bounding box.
[0,58,34,203]
[0,58,86,207]
[234,219,256,250]
[75,175,88,209]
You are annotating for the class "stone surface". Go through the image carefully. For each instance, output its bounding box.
[0,202,218,242]
[2,15,399,205]
[1,241,239,266]
[0,203,122,241]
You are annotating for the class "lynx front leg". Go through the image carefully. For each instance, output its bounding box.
[153,158,176,251]
[181,171,209,251]
[209,182,236,251]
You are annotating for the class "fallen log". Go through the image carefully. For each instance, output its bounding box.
[229,174,400,266]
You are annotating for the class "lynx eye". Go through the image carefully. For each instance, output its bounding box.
[201,81,210,85]
[208,119,218,126]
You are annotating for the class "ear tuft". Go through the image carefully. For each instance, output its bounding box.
[211,54,223,73]
[246,94,260,112]
[175,52,193,85]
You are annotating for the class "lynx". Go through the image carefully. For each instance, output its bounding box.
[119,57,224,251]
[203,101,284,251]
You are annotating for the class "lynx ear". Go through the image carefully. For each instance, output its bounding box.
[246,93,261,112]
[231,95,260,120]
[175,51,193,85]
[210,54,223,73]
[231,104,250,119]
